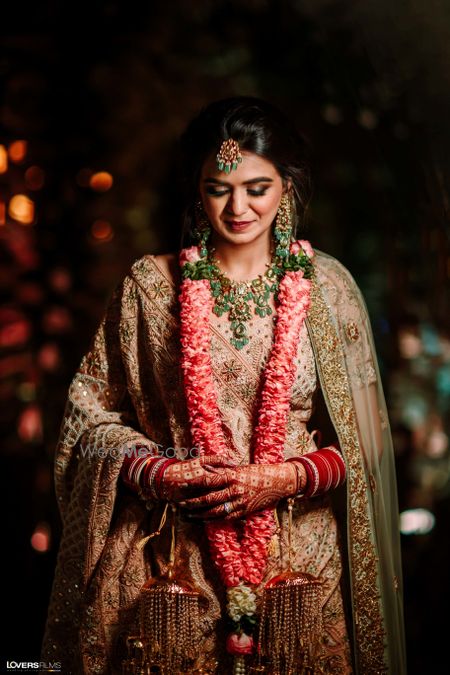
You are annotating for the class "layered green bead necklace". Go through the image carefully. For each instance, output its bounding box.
[206,245,280,350]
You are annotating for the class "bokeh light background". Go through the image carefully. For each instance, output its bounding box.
[1,2,449,672]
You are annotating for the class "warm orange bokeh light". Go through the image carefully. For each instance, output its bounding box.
[25,165,45,190]
[31,522,51,553]
[18,403,43,442]
[0,145,7,173]
[91,219,113,242]
[9,140,27,163]
[9,194,35,225]
[90,171,113,192]
[0,201,5,225]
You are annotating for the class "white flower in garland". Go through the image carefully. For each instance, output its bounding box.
[226,584,258,622]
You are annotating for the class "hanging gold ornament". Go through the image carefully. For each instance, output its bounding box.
[139,573,206,673]
[122,503,210,674]
[257,571,323,674]
[254,499,324,674]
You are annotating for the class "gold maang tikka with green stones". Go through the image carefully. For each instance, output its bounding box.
[216,138,243,173]
[188,138,311,351]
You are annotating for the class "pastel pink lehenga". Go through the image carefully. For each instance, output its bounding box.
[41,248,406,674]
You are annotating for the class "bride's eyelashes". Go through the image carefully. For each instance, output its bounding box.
[205,187,269,197]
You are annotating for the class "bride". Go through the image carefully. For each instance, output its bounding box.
[42,96,406,674]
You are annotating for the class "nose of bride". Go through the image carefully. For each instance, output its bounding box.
[225,190,248,218]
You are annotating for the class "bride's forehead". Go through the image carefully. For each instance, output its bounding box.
[200,151,279,181]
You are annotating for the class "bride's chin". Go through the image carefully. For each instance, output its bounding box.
[215,226,266,241]
[223,233,260,246]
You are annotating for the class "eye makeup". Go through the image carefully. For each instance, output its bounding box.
[205,186,269,197]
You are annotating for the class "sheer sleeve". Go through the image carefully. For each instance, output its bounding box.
[342,317,377,387]
[312,253,384,463]
[336,273,385,466]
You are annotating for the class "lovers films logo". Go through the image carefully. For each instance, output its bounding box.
[5,662,61,672]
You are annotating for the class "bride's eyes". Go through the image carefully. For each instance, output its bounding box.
[205,187,269,197]
[204,188,229,196]
[248,188,268,196]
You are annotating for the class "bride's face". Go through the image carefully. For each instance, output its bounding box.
[199,150,286,246]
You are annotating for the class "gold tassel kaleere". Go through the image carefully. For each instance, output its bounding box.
[122,503,210,675]
[254,499,324,675]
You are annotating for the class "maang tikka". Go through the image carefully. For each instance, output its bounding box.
[216,138,243,174]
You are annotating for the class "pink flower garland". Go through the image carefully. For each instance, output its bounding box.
[178,243,313,588]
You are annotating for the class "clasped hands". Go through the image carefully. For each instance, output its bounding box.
[161,454,306,521]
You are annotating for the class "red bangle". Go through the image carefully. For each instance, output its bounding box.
[120,444,179,500]
[120,444,159,491]
[289,444,346,498]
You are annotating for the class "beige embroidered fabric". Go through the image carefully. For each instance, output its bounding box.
[41,248,406,674]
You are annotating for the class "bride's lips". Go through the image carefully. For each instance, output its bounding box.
[225,220,255,231]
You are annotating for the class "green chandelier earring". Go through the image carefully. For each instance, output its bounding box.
[192,200,212,257]
[273,191,295,258]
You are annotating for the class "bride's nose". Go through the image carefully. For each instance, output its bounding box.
[225,189,248,217]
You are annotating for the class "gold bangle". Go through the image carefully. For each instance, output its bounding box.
[287,459,307,497]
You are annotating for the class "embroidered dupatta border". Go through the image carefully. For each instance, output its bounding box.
[305,274,387,674]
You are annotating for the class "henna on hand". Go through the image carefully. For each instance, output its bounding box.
[180,462,299,520]
[160,454,235,503]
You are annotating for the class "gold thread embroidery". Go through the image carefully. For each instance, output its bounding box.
[294,429,312,455]
[345,320,360,343]
[149,280,170,299]
[305,274,387,674]
[220,358,243,382]
[379,408,388,430]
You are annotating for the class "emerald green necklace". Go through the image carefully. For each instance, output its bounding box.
[180,225,314,351]
[207,245,280,350]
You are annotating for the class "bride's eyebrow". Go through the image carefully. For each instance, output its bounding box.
[203,177,274,185]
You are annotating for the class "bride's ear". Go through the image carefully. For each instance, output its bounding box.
[283,177,293,194]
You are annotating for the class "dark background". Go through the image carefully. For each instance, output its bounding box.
[1,2,449,673]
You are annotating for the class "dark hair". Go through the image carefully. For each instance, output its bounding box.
[176,96,313,248]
